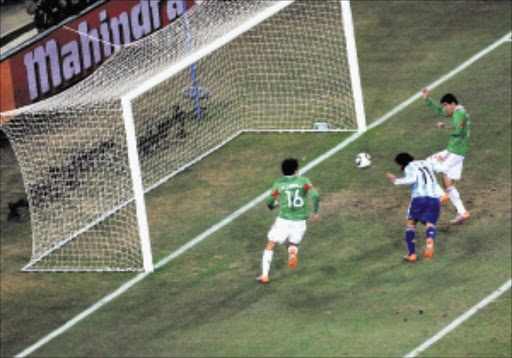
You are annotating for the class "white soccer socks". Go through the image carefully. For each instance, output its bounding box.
[261,249,274,277]
[261,246,299,277]
[446,186,466,214]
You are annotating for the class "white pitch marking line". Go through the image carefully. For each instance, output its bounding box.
[15,31,512,358]
[404,279,512,358]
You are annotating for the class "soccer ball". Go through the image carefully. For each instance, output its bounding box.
[355,152,371,168]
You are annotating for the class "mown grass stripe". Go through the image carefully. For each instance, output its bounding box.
[15,31,511,358]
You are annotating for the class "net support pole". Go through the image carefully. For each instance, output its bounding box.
[125,0,294,101]
[341,0,366,133]
[183,0,202,117]
[121,97,154,273]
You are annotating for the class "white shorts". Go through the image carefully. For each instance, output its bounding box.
[427,150,465,180]
[267,217,307,245]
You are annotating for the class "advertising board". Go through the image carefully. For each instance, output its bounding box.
[1,0,196,112]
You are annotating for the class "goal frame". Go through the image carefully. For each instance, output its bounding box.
[3,0,366,273]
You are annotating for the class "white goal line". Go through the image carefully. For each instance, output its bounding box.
[15,30,512,358]
[404,279,512,357]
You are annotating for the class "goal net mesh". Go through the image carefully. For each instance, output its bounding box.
[0,0,359,271]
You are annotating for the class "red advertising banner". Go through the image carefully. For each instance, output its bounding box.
[0,0,196,112]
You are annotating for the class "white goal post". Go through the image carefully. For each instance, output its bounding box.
[0,0,366,272]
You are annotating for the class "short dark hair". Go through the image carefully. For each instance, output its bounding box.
[281,158,299,176]
[395,152,414,171]
[440,93,458,105]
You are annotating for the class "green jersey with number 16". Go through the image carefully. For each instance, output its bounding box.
[265,175,319,221]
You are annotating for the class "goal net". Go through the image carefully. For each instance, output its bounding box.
[0,0,365,272]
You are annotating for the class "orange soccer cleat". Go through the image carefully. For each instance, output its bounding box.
[257,275,270,284]
[424,238,435,260]
[288,247,298,270]
[440,193,450,205]
[450,211,471,225]
[403,253,417,263]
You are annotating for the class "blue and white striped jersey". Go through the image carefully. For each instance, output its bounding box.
[394,160,444,198]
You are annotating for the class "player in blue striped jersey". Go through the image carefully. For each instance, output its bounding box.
[386,153,444,262]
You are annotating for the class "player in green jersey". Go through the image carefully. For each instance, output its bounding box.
[422,89,471,224]
[258,158,319,284]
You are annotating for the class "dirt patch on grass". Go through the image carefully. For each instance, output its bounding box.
[320,189,404,220]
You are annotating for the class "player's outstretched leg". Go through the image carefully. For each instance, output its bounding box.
[446,186,470,224]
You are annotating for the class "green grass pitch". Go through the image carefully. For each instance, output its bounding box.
[1,1,510,357]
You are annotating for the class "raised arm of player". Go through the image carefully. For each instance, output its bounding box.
[423,88,448,117]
